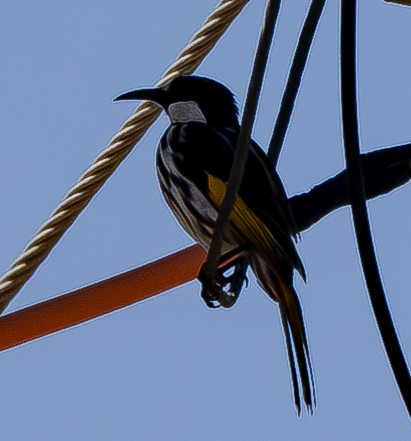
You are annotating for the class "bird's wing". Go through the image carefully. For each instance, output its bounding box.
[166,122,304,276]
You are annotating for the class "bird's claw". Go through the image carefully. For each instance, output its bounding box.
[201,279,237,309]
[199,258,249,309]
[201,288,221,309]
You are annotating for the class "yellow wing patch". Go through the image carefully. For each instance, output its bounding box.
[206,172,280,252]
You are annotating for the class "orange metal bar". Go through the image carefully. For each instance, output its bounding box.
[0,244,207,352]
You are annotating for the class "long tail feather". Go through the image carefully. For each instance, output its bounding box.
[280,303,302,415]
[252,257,315,414]
[280,280,316,413]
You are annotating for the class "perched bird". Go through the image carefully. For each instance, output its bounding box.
[114,75,315,414]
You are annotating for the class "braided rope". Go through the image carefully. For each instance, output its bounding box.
[0,0,250,314]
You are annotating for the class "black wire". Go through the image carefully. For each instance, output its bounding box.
[204,0,326,284]
[268,0,327,165]
[290,143,411,232]
[340,0,411,417]
[201,0,282,287]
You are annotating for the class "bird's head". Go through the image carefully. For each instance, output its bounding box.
[114,75,239,131]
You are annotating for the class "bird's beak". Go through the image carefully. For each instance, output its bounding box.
[113,87,168,108]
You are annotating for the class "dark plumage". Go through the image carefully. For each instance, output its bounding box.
[115,75,315,414]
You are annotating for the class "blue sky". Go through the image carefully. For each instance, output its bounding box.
[0,1,410,439]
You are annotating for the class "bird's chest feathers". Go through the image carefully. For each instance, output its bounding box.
[168,101,207,124]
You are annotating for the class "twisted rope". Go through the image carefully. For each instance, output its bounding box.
[0,0,251,314]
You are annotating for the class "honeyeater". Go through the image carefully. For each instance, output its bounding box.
[114,75,315,414]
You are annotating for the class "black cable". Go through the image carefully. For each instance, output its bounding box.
[200,0,282,296]
[340,0,411,417]
[268,0,327,165]
[290,143,411,232]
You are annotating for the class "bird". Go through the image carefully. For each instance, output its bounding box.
[114,75,315,414]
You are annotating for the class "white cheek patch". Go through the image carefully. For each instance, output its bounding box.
[168,101,207,124]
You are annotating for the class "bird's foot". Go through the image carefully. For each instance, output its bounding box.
[199,258,249,309]
[198,264,234,309]
[216,258,249,307]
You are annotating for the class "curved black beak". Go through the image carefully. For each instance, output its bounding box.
[113,87,168,108]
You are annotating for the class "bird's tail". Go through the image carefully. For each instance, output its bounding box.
[279,287,315,415]
[252,259,316,414]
